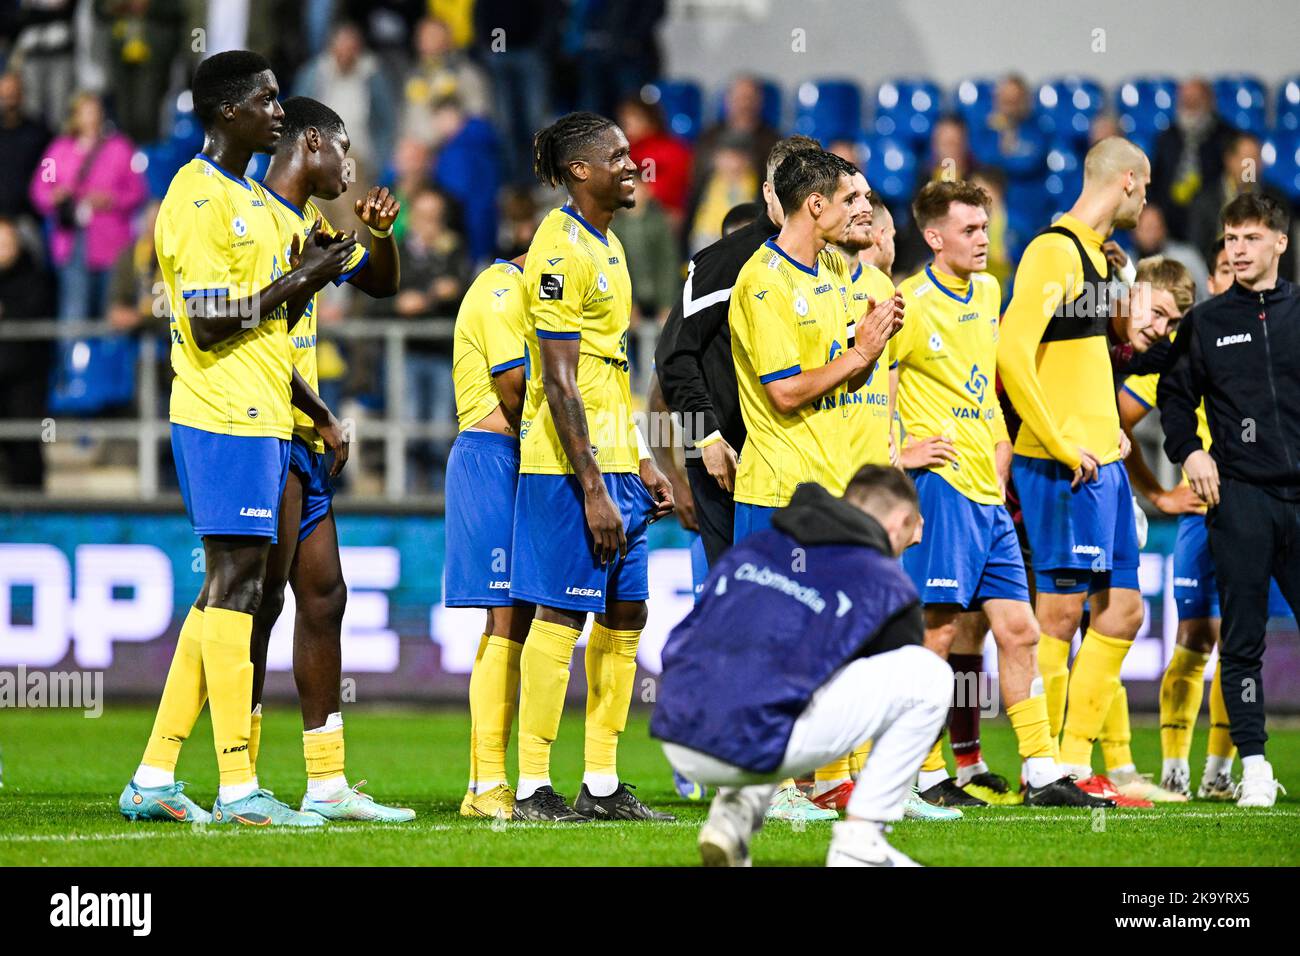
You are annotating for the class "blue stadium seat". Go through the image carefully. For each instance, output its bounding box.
[1214,74,1267,135]
[794,79,864,143]
[1117,76,1178,155]
[873,78,943,147]
[642,80,703,141]
[953,78,997,130]
[1037,76,1105,147]
[715,78,784,132]
[1044,145,1083,214]
[1276,75,1300,134]
[1262,131,1300,202]
[861,134,917,204]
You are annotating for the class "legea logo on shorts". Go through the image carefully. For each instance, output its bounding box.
[488,580,511,590]
[1174,576,1199,587]
[1071,544,1102,555]
[566,586,603,597]
[926,577,959,588]
[240,507,273,518]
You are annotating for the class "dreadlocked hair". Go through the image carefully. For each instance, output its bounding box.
[532,111,616,188]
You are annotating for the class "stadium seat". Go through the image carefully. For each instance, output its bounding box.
[1117,76,1178,156]
[1276,75,1300,134]
[1262,131,1300,202]
[1214,74,1267,135]
[1044,145,1083,215]
[873,78,943,148]
[642,80,703,141]
[953,78,997,130]
[714,77,784,132]
[1036,75,1106,148]
[794,78,865,143]
[861,134,917,204]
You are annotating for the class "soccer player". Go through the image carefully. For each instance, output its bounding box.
[253,96,412,821]
[508,112,676,822]
[653,467,950,867]
[896,180,1107,808]
[447,249,533,819]
[997,137,1151,802]
[861,191,896,276]
[728,149,902,819]
[119,51,360,826]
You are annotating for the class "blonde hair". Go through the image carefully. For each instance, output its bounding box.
[1136,255,1195,315]
[1083,136,1147,184]
[62,91,103,136]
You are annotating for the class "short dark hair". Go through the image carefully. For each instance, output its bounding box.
[532,111,617,188]
[192,50,273,126]
[277,96,345,149]
[765,134,821,182]
[721,201,761,235]
[912,179,991,230]
[844,464,919,511]
[1205,234,1227,274]
[1221,191,1290,234]
[774,149,857,216]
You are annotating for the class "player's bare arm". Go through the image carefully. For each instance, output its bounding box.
[347,185,401,297]
[290,367,349,477]
[1117,389,1202,514]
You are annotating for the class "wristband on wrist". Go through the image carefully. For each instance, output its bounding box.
[635,424,651,460]
[367,223,393,238]
[694,429,723,449]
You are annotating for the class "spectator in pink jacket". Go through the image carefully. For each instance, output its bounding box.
[29,92,147,321]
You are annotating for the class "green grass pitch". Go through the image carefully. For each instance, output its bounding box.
[1,706,1296,866]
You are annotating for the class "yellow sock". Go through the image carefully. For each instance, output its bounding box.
[850,740,872,777]
[815,757,853,783]
[472,634,522,785]
[303,726,345,782]
[248,706,263,776]
[1038,633,1071,740]
[1100,684,1134,771]
[1207,658,1237,760]
[1159,645,1209,762]
[517,620,580,780]
[584,622,640,776]
[466,634,489,788]
[921,737,947,773]
[1007,694,1054,759]
[200,606,256,786]
[1059,628,1132,768]
[141,606,208,771]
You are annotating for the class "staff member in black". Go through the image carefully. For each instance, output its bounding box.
[655,134,819,565]
[1158,193,1298,808]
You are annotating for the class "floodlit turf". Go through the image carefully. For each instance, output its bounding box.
[0,707,1296,867]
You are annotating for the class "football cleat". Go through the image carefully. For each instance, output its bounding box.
[826,821,920,867]
[960,771,1023,806]
[903,787,963,820]
[1075,774,1153,808]
[1023,775,1117,808]
[118,780,211,823]
[301,780,416,822]
[673,771,709,801]
[1109,769,1188,803]
[213,789,326,827]
[465,783,515,819]
[919,778,988,808]
[698,793,758,867]
[1160,766,1192,799]
[511,785,590,822]
[766,785,838,822]
[1235,762,1286,808]
[574,782,676,821]
[459,788,476,817]
[1197,769,1237,801]
[810,781,854,811]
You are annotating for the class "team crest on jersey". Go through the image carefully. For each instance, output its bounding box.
[597,272,609,292]
[232,217,247,237]
[794,295,808,316]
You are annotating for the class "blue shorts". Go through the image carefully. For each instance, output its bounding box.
[1013,456,1140,595]
[1173,512,1291,621]
[444,431,520,607]
[171,423,290,540]
[288,435,334,542]
[510,471,654,613]
[902,470,1030,607]
[689,531,708,604]
[733,502,777,543]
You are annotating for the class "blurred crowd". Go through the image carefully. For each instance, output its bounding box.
[1,1,1297,495]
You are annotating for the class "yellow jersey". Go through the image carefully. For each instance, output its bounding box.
[729,239,852,507]
[260,183,369,452]
[519,205,637,475]
[895,265,1009,504]
[452,259,528,432]
[159,154,295,438]
[1121,350,1212,486]
[997,213,1121,469]
[842,260,896,472]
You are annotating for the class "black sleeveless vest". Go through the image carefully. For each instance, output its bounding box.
[1038,225,1114,343]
